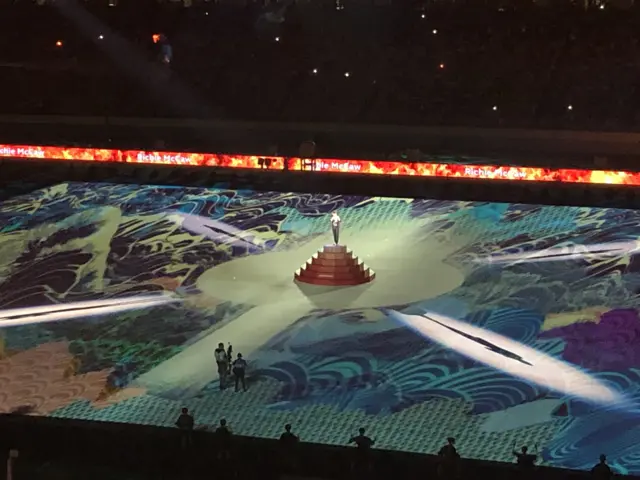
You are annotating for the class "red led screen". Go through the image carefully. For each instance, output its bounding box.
[0,143,637,186]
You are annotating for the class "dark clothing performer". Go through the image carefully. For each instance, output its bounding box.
[233,354,248,392]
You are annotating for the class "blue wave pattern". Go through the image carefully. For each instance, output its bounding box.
[256,308,559,415]
[3,183,640,472]
[542,380,640,475]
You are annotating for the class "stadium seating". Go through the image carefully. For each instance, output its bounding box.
[2,2,640,130]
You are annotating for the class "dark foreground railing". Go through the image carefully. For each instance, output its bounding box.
[0,414,612,480]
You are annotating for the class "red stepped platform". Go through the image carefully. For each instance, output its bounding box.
[294,245,375,286]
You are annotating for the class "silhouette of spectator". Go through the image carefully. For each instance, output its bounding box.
[512,442,538,478]
[232,353,248,392]
[349,427,375,449]
[438,436,458,458]
[279,424,300,471]
[592,454,613,480]
[215,343,228,390]
[175,407,194,450]
[348,427,375,473]
[214,418,233,461]
[279,423,299,446]
[438,437,460,480]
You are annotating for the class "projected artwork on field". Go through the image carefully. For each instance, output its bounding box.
[3,183,640,473]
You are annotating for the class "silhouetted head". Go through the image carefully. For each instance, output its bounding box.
[447,437,455,445]
[220,418,227,426]
[359,427,365,435]
[181,407,188,414]
[218,343,224,349]
[285,424,292,432]
[521,446,528,454]
[237,353,243,358]
[600,454,607,463]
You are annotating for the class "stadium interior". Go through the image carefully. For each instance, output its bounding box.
[3,0,640,480]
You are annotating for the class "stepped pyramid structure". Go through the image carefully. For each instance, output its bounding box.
[294,245,375,286]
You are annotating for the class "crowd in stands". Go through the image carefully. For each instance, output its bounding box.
[2,0,640,131]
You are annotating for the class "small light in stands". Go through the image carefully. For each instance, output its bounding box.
[344,72,350,77]
[599,4,605,8]
[492,105,498,111]
[312,68,318,74]
[98,35,104,40]
[567,105,573,111]
[439,63,445,69]
[55,40,63,47]
[421,14,426,18]
[432,29,438,35]
[205,11,209,15]
[275,37,280,42]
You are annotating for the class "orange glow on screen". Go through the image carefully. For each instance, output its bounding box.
[0,143,638,187]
